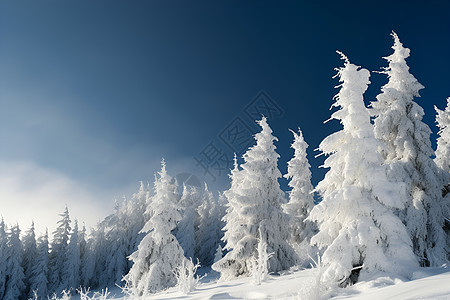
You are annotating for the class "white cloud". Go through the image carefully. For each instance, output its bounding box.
[0,160,113,236]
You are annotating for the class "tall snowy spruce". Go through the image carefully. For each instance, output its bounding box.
[22,222,37,298]
[435,98,450,186]
[196,183,224,267]
[175,184,201,260]
[62,220,81,291]
[283,128,316,255]
[371,32,448,266]
[435,98,450,250]
[212,117,298,280]
[124,159,189,295]
[309,53,417,286]
[48,206,72,294]
[90,181,149,289]
[28,230,49,299]
[0,220,8,299]
[4,224,25,300]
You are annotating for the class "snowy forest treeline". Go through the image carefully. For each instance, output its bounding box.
[1,32,449,299]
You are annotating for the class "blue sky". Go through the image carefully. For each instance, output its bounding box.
[0,0,449,233]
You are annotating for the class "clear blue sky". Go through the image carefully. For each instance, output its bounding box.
[0,0,449,233]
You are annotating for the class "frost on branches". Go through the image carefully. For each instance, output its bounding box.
[123,159,189,296]
[309,53,417,286]
[435,98,450,182]
[435,97,450,248]
[212,117,298,280]
[283,128,316,261]
[371,32,448,267]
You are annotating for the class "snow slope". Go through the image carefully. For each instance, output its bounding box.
[102,266,450,300]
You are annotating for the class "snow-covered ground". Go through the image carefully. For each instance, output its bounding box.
[90,266,450,300]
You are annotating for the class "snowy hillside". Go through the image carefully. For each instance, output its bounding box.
[80,266,450,300]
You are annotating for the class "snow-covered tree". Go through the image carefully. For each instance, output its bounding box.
[91,181,150,289]
[4,224,25,300]
[29,230,49,299]
[283,128,316,248]
[48,206,72,294]
[309,53,418,286]
[124,182,149,271]
[124,159,188,296]
[78,224,91,288]
[22,222,37,298]
[176,184,201,260]
[196,183,223,266]
[371,32,448,266]
[435,97,450,251]
[61,220,81,292]
[0,220,8,299]
[213,117,298,280]
[99,200,127,288]
[435,98,450,184]
[85,225,106,289]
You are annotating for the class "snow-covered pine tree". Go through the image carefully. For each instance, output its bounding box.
[309,53,418,286]
[371,32,448,266]
[22,222,37,298]
[61,220,81,292]
[29,230,49,299]
[4,224,25,300]
[124,159,188,295]
[176,184,201,260]
[435,98,450,188]
[213,117,298,280]
[124,182,149,271]
[435,97,450,251]
[101,200,127,288]
[283,128,316,250]
[84,225,105,289]
[92,181,150,289]
[48,206,72,294]
[196,183,222,267]
[78,224,90,288]
[0,220,8,299]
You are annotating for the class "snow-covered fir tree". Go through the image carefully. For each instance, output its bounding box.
[176,184,201,260]
[309,53,418,286]
[213,117,298,280]
[29,230,49,299]
[61,220,81,292]
[435,98,450,185]
[86,225,106,289]
[90,181,149,289]
[196,183,223,267]
[48,206,72,294]
[371,32,448,266]
[78,224,91,288]
[124,159,189,295]
[0,220,8,299]
[124,182,149,271]
[283,128,316,253]
[99,200,128,288]
[4,224,25,300]
[435,97,450,250]
[22,222,37,298]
